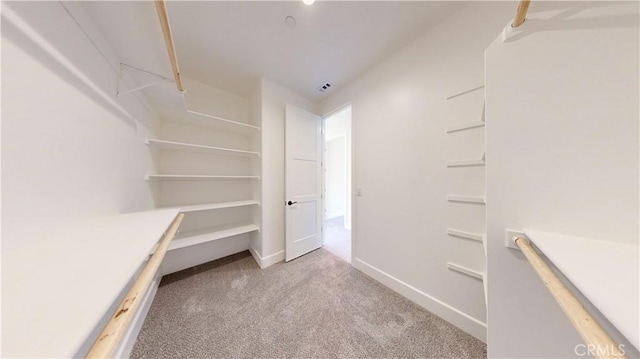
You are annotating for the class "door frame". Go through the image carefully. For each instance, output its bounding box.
[321,103,355,264]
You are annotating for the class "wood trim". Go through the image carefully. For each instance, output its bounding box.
[512,0,531,28]
[154,0,185,92]
[515,237,627,359]
[86,213,184,358]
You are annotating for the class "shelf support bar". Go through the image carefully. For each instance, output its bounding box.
[154,0,185,93]
[86,213,184,358]
[514,237,627,359]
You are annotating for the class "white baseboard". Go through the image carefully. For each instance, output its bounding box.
[354,258,487,343]
[249,246,285,269]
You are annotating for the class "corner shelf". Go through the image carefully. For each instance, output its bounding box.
[446,121,485,134]
[446,159,485,168]
[169,223,259,251]
[146,139,260,157]
[447,195,486,204]
[146,174,260,181]
[447,228,484,242]
[176,200,260,213]
[447,262,484,281]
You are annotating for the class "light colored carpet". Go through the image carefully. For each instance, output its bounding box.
[131,249,486,359]
[323,216,351,263]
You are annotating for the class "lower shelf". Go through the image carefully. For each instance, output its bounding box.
[447,262,484,281]
[169,223,259,251]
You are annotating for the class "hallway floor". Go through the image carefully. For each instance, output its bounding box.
[323,216,351,263]
[132,249,486,358]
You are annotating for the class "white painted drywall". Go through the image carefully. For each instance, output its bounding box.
[319,2,516,341]
[325,106,352,229]
[259,78,317,264]
[485,2,639,358]
[1,1,159,356]
[325,136,347,220]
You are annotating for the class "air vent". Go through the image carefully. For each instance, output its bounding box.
[316,82,333,93]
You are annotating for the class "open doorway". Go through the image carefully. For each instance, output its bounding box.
[323,105,352,263]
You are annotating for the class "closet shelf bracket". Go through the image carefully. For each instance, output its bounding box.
[116,62,176,97]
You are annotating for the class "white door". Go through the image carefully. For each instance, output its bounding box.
[285,105,322,262]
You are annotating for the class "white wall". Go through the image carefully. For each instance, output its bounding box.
[485,2,639,358]
[325,106,352,228]
[325,136,346,220]
[1,1,158,356]
[319,2,515,341]
[258,78,317,264]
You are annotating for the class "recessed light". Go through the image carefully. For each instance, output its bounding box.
[303,0,315,5]
[285,15,296,28]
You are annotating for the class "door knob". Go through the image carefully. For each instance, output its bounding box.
[287,201,298,206]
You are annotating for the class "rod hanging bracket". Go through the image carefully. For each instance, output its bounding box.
[116,63,175,97]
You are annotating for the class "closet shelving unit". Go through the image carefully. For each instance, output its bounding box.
[444,84,487,284]
[148,1,262,274]
[146,101,262,273]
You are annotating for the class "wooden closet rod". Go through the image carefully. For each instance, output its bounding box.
[514,237,627,359]
[154,0,185,92]
[86,213,184,358]
[512,0,531,28]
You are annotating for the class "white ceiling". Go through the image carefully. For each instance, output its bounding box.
[82,1,465,102]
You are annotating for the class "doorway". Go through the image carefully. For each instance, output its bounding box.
[323,105,352,263]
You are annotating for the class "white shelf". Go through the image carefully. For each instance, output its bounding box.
[446,85,484,100]
[447,262,484,280]
[185,108,260,131]
[447,195,486,204]
[169,223,259,251]
[146,174,260,181]
[446,159,485,168]
[3,209,180,358]
[447,228,484,242]
[174,200,260,213]
[524,230,640,349]
[146,139,260,157]
[446,121,485,133]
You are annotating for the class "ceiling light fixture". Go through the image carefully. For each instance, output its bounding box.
[302,0,315,5]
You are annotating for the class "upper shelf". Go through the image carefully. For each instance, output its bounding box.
[447,195,486,204]
[524,230,639,350]
[185,108,260,131]
[446,121,485,134]
[166,200,260,213]
[446,159,485,168]
[146,174,260,181]
[446,85,485,100]
[146,139,260,157]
